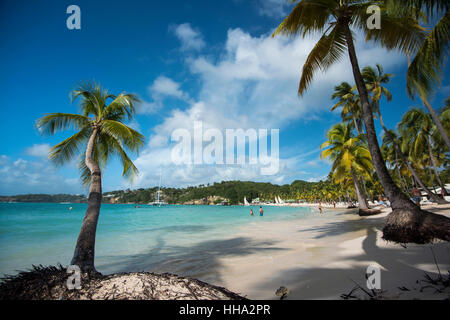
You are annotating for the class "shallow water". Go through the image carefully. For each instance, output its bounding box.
[0,203,314,277]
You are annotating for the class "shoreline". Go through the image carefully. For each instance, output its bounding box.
[201,204,450,299]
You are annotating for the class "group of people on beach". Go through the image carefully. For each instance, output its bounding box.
[250,207,264,216]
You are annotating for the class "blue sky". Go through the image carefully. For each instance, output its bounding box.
[0,0,449,195]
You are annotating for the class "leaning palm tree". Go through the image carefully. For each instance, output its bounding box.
[383,129,446,204]
[273,0,450,243]
[399,108,448,198]
[321,123,371,210]
[331,82,364,134]
[381,138,411,195]
[36,82,145,273]
[362,64,393,132]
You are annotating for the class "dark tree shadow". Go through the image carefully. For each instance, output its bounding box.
[254,226,450,299]
[298,215,385,239]
[97,237,287,285]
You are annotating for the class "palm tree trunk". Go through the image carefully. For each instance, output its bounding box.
[427,135,448,196]
[376,101,389,133]
[422,96,450,152]
[350,168,368,210]
[342,23,450,243]
[343,24,414,210]
[396,167,408,195]
[71,127,102,274]
[353,116,361,135]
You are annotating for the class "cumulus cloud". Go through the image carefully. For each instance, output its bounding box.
[130,27,404,189]
[256,0,293,18]
[0,155,83,195]
[25,143,51,158]
[136,76,190,115]
[170,23,205,51]
[149,76,190,101]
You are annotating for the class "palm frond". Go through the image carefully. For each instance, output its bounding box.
[406,11,450,98]
[272,0,337,38]
[103,93,140,122]
[299,24,347,95]
[49,127,91,165]
[364,11,426,55]
[36,113,90,136]
[100,120,145,154]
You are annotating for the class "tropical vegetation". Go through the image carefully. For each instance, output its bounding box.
[273,0,450,243]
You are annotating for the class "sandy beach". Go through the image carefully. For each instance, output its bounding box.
[203,204,450,300]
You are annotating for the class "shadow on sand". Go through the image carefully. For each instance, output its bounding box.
[99,236,287,284]
[99,214,449,299]
[255,225,450,299]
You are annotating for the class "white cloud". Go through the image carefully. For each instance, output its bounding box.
[307,175,329,183]
[130,27,405,188]
[136,76,190,115]
[149,76,190,101]
[136,101,161,115]
[25,143,51,158]
[256,0,293,18]
[0,155,83,195]
[171,23,205,51]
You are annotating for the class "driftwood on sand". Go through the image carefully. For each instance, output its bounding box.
[0,265,247,300]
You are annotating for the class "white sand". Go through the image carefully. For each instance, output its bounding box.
[210,204,450,300]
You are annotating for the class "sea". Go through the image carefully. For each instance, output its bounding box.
[0,203,315,278]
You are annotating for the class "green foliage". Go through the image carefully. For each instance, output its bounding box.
[272,0,424,95]
[0,194,87,203]
[36,81,145,186]
[104,180,352,205]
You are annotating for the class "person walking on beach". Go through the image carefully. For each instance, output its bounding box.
[259,206,264,216]
[250,208,254,216]
[318,201,323,215]
[412,187,421,207]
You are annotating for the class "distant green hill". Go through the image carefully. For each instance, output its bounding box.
[1,178,351,205]
[103,179,344,205]
[0,194,87,203]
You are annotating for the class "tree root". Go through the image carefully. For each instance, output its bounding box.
[382,208,450,244]
[0,265,247,300]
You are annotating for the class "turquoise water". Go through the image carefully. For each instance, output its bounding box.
[0,203,313,278]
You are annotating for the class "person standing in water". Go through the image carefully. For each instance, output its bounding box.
[259,206,264,216]
[318,201,323,215]
[250,208,254,216]
[412,187,421,207]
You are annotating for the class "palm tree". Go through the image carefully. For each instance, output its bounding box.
[331,82,363,134]
[381,140,411,195]
[399,108,449,198]
[383,129,446,204]
[273,0,450,243]
[321,123,371,210]
[36,82,145,273]
[362,64,393,132]
[389,0,450,151]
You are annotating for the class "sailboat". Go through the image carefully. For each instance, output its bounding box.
[278,196,284,204]
[244,197,250,206]
[148,170,168,206]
